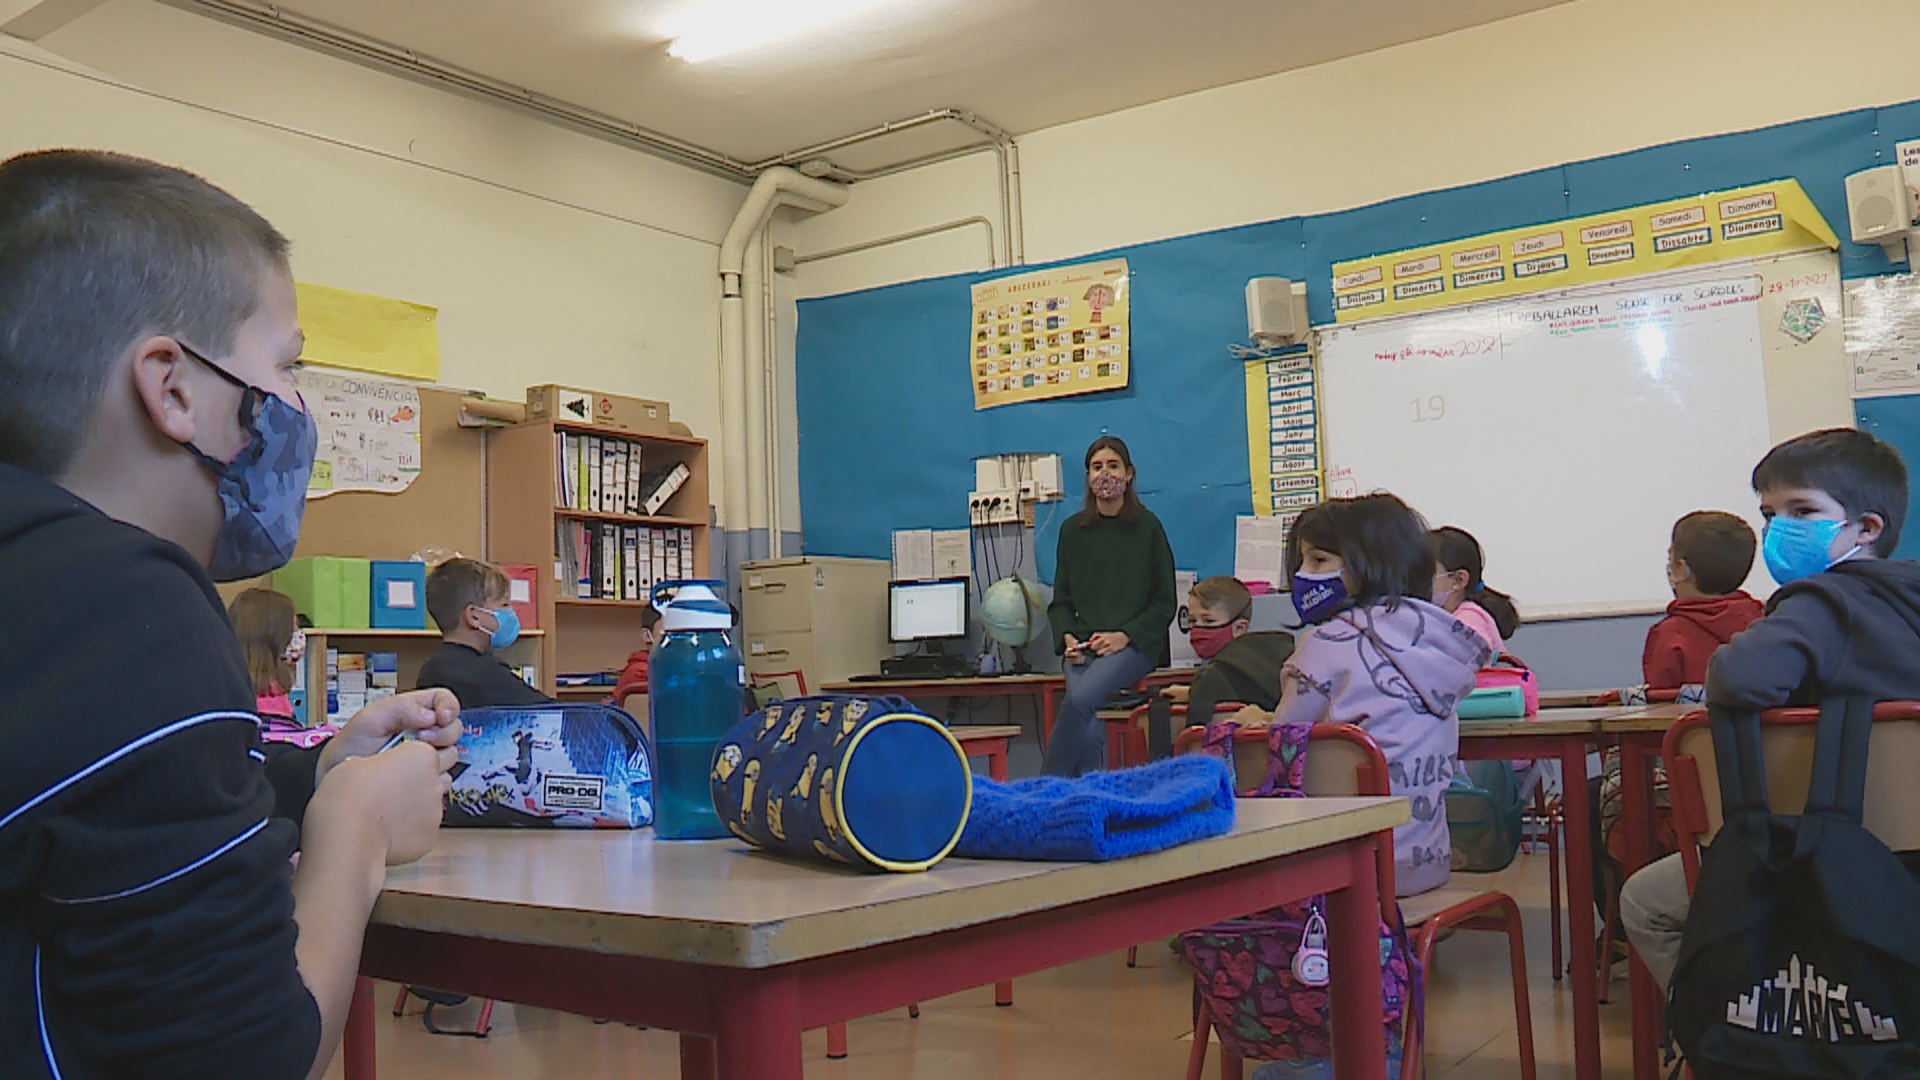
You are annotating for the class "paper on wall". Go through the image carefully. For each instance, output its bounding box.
[931,530,971,581]
[1899,140,1920,229]
[301,366,423,497]
[1845,275,1920,398]
[1168,570,1200,669]
[1234,515,1288,590]
[891,528,935,581]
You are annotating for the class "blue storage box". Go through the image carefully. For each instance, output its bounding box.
[370,560,428,630]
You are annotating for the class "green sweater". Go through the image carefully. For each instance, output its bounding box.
[1048,508,1178,667]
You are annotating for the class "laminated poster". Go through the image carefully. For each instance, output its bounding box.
[970,258,1130,409]
[1241,347,1325,525]
[301,366,423,497]
[1846,274,1920,399]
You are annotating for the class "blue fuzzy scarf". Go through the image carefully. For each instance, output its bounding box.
[954,755,1236,862]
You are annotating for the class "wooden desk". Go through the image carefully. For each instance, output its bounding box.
[345,798,1409,1080]
[822,674,1064,743]
[1538,687,1615,710]
[1454,703,1690,1080]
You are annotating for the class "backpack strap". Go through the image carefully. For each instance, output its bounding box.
[1708,703,1772,852]
[1250,722,1313,798]
[1793,696,1875,858]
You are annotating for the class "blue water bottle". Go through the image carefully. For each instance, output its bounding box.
[650,580,746,839]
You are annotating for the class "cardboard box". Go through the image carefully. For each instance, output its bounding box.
[526,384,678,436]
[370,561,428,630]
[276,557,372,629]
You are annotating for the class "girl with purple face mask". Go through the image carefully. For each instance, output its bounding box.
[1273,494,1494,896]
[1043,436,1178,776]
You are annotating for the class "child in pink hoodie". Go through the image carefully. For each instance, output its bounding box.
[1275,494,1493,896]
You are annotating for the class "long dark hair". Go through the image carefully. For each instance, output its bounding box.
[1431,525,1521,639]
[1078,434,1144,526]
[229,587,297,696]
[1285,494,1433,606]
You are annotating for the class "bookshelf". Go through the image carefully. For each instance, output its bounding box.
[295,628,546,726]
[487,418,710,695]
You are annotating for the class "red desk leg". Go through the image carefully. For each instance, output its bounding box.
[344,976,376,1080]
[1620,737,1662,1080]
[1041,685,1059,749]
[1327,836,1389,1080]
[679,1034,717,1080]
[712,972,803,1080]
[1556,740,1604,1080]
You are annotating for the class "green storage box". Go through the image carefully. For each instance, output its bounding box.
[1458,685,1528,720]
[275,556,372,629]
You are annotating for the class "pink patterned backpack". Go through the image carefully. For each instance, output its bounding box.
[1177,721,1417,1065]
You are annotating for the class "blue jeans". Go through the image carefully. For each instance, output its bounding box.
[1042,644,1155,777]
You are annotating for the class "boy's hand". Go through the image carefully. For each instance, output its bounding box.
[318,689,462,784]
[1229,704,1273,727]
[307,740,455,867]
[1161,685,1190,704]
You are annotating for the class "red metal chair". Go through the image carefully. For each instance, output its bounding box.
[1176,721,1537,1080]
[749,668,809,699]
[390,985,495,1037]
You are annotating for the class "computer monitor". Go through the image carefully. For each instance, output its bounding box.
[889,578,970,643]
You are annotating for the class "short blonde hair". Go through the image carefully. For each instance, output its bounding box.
[1190,576,1251,618]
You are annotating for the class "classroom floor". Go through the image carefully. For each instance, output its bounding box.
[325,849,1639,1080]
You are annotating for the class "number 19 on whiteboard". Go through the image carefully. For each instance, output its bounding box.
[1410,395,1447,423]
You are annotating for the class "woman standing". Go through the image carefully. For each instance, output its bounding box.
[1044,436,1177,776]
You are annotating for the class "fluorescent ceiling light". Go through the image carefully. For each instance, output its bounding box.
[667,0,896,63]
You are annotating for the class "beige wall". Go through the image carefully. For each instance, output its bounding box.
[773,0,1920,530]
[1,0,747,517]
[787,0,1920,298]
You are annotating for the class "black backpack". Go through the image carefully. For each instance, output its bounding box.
[1669,698,1920,1078]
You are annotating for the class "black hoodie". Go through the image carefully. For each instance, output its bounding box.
[1706,559,1920,710]
[0,462,322,1080]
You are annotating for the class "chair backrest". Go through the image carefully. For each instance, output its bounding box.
[1173,719,1399,907]
[1663,702,1920,889]
[751,669,809,698]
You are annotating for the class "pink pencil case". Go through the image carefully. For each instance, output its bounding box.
[1475,654,1538,717]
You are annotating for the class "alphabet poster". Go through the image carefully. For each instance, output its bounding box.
[300,366,423,497]
[970,258,1130,409]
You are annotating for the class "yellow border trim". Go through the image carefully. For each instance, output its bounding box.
[834,712,975,872]
[1329,179,1838,324]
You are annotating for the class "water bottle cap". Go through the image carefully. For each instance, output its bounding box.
[654,579,733,631]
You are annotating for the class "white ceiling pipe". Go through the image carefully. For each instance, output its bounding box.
[762,231,786,558]
[743,229,770,545]
[719,167,847,536]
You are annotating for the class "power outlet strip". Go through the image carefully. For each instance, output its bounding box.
[968,488,1022,526]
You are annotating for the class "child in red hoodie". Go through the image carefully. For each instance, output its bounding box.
[1589,511,1765,952]
[1643,511,1763,687]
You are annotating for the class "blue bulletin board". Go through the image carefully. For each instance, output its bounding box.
[797,98,1920,583]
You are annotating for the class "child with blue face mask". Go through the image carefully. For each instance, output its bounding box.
[417,557,554,708]
[1622,428,1920,992]
[1257,493,1493,896]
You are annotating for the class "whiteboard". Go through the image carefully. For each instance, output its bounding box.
[1319,265,1799,619]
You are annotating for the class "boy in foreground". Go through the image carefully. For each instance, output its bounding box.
[0,150,460,1080]
[1621,428,1920,989]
